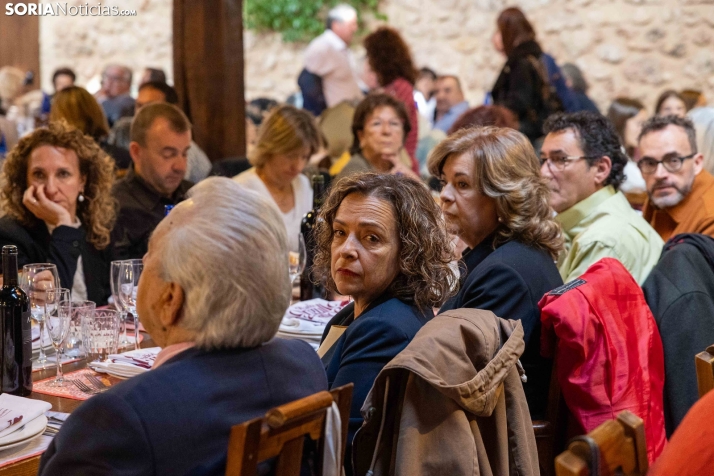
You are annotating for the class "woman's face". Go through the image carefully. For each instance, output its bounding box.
[624,109,649,149]
[492,30,505,54]
[438,153,499,249]
[362,60,379,90]
[330,193,400,309]
[263,146,310,186]
[26,145,85,220]
[357,106,405,162]
[658,96,687,118]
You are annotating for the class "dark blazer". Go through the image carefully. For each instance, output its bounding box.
[320,295,431,473]
[491,40,549,142]
[440,235,563,419]
[38,338,328,476]
[111,167,193,260]
[0,216,111,305]
[643,233,714,436]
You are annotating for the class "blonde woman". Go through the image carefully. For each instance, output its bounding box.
[233,105,320,251]
[50,86,131,168]
[428,126,564,419]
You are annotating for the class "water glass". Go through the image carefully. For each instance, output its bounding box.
[44,289,72,386]
[82,309,120,362]
[289,234,306,284]
[117,259,143,350]
[110,260,130,347]
[20,263,60,368]
[65,300,95,357]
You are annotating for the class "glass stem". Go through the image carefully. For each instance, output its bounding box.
[55,345,63,381]
[38,320,47,364]
[134,313,140,350]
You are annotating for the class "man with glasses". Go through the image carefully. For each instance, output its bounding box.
[99,64,135,127]
[638,115,714,240]
[541,111,663,283]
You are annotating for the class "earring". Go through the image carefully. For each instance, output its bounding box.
[497,216,503,223]
[78,192,85,203]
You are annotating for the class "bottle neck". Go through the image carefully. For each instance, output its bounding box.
[312,179,325,210]
[2,253,18,287]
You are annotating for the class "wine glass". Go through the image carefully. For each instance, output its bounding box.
[110,260,131,347]
[20,263,60,368]
[289,234,307,284]
[117,259,143,350]
[44,288,71,386]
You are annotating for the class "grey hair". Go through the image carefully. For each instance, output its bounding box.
[102,64,132,84]
[159,177,290,350]
[688,107,714,175]
[326,4,357,29]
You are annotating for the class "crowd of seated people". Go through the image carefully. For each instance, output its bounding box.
[3,3,714,474]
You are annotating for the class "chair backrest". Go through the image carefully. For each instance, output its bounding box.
[225,384,353,476]
[554,411,648,476]
[695,344,714,398]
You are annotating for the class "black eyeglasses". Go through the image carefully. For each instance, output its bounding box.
[539,155,600,172]
[637,153,696,175]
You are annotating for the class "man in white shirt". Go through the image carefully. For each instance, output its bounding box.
[303,4,362,109]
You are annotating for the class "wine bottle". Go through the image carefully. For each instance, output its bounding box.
[300,174,326,301]
[0,246,32,396]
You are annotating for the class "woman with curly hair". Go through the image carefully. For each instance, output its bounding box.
[363,27,419,173]
[0,121,116,304]
[428,126,564,418]
[315,172,457,468]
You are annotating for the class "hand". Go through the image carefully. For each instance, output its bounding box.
[23,185,72,228]
[382,154,420,180]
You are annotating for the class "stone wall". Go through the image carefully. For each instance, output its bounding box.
[39,0,714,113]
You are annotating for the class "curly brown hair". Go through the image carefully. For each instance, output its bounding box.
[0,121,117,249]
[363,27,417,86]
[312,173,458,311]
[428,126,563,259]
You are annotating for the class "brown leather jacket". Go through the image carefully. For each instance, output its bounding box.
[352,308,539,476]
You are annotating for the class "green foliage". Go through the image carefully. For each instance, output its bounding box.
[244,0,385,43]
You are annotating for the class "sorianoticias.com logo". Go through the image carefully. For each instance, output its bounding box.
[5,3,137,16]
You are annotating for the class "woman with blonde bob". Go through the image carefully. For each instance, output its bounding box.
[49,86,132,168]
[233,104,320,251]
[428,126,563,418]
[0,121,116,304]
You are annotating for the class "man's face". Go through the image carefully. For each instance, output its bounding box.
[435,77,464,113]
[331,15,358,45]
[102,66,131,98]
[638,125,703,209]
[130,117,191,196]
[540,128,609,213]
[136,87,167,111]
[53,74,74,93]
[415,76,435,100]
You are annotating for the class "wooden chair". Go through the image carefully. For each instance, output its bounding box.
[533,357,569,476]
[225,384,353,476]
[554,411,648,476]
[695,344,714,398]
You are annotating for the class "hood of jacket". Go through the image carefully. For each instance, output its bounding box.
[370,308,525,418]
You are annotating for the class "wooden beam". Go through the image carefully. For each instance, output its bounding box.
[173,0,245,161]
[0,1,40,83]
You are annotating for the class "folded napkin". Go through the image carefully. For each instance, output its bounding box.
[0,395,51,439]
[284,299,349,324]
[90,347,161,378]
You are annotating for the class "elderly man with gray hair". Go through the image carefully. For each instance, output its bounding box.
[301,3,363,114]
[38,177,328,475]
[99,64,135,126]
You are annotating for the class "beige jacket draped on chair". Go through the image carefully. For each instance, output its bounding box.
[352,308,539,476]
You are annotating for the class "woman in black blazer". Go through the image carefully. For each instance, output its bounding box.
[491,7,552,142]
[428,126,564,418]
[314,173,457,471]
[0,121,116,304]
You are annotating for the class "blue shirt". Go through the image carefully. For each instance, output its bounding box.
[433,100,469,132]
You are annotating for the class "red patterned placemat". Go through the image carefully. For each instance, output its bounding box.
[33,368,124,401]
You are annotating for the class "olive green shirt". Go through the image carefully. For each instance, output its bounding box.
[556,185,663,284]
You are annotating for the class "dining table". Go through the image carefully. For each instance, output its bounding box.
[0,334,155,476]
